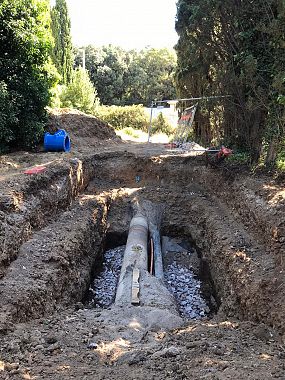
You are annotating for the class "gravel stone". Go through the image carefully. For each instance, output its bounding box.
[87,246,125,308]
[164,260,208,319]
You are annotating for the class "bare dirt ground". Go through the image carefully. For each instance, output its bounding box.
[0,109,285,379]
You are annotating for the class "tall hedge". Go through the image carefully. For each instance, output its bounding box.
[0,0,56,151]
[94,105,149,131]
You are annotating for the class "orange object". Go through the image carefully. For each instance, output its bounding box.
[217,146,232,159]
[24,166,46,175]
[150,238,154,275]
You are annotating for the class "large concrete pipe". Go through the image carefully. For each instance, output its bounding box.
[114,211,182,327]
[115,213,148,305]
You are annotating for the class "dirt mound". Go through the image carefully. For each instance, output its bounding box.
[47,108,120,150]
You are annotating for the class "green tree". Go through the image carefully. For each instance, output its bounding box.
[175,0,285,164]
[125,48,177,106]
[75,45,130,105]
[60,67,99,113]
[51,0,73,84]
[0,0,57,150]
[74,46,177,106]
[0,82,17,149]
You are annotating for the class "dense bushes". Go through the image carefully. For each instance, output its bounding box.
[94,105,175,137]
[0,0,56,151]
[151,112,174,135]
[94,105,149,131]
[0,82,17,151]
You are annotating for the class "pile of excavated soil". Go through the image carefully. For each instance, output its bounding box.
[0,109,123,183]
[47,108,121,151]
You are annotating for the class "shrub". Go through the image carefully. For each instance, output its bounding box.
[94,105,149,131]
[0,82,18,152]
[151,112,174,136]
[60,68,99,113]
[276,149,285,171]
[49,84,64,108]
[227,151,251,165]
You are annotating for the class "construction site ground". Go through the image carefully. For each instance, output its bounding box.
[0,109,284,380]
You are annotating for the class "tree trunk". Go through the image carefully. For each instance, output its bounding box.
[265,137,279,166]
[249,108,267,164]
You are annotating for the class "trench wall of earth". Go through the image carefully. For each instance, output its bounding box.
[0,152,284,335]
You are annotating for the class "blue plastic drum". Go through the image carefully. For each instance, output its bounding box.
[44,129,71,152]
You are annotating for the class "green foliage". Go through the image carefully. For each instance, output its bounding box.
[120,127,140,139]
[0,0,57,150]
[226,152,251,166]
[74,46,177,106]
[151,112,174,135]
[276,148,285,171]
[124,48,177,106]
[175,0,285,165]
[60,67,99,113]
[79,45,128,106]
[49,83,64,108]
[276,159,285,171]
[0,82,17,151]
[51,0,73,84]
[94,105,149,131]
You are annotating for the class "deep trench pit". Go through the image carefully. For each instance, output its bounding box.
[80,155,224,323]
[1,152,283,347]
[85,230,218,320]
[0,152,283,380]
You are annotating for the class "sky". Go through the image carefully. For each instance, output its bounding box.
[50,0,178,50]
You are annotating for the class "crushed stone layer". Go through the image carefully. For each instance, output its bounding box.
[86,238,209,320]
[86,246,125,308]
[165,260,209,319]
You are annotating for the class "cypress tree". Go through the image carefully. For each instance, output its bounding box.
[175,0,285,164]
[51,0,73,84]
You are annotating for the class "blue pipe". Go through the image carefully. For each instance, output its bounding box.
[44,129,71,152]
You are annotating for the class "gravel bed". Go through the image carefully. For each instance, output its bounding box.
[87,242,208,319]
[165,260,209,319]
[87,246,125,308]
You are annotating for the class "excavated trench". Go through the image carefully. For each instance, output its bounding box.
[0,151,284,336]
[85,231,218,320]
